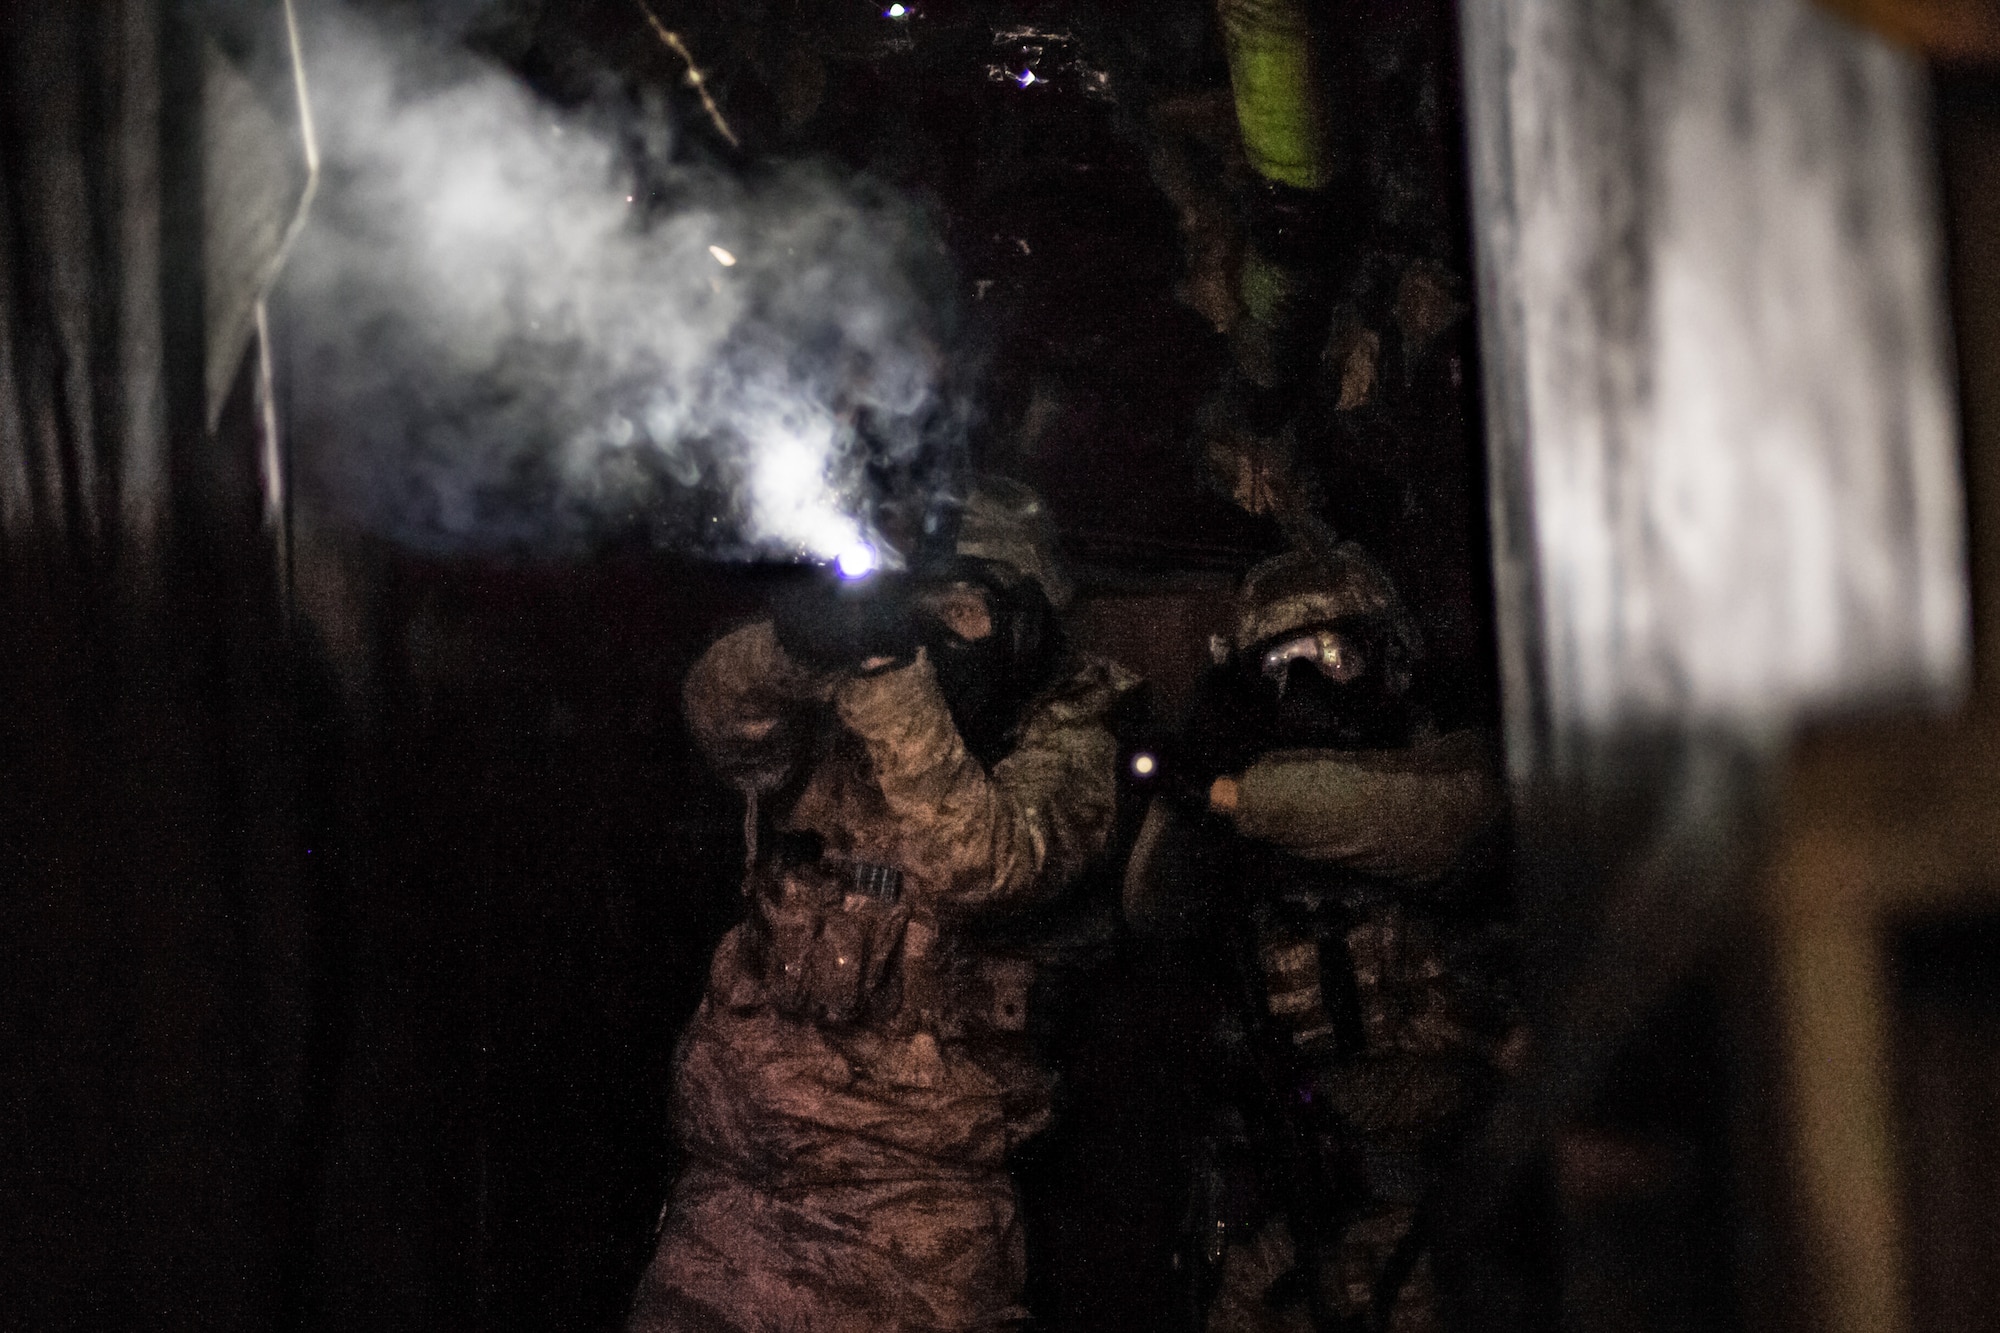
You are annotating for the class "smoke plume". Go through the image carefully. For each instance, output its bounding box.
[282,8,966,561]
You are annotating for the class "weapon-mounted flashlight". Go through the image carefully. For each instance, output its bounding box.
[834,541,880,581]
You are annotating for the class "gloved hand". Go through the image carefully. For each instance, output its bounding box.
[771,571,920,672]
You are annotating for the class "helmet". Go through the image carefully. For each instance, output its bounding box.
[1231,543,1425,708]
[1224,543,1423,747]
[1232,543,1421,658]
[950,475,1074,611]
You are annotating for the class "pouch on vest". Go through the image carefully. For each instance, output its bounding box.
[760,878,907,1027]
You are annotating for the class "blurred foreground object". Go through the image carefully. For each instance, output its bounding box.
[0,2,326,1327]
[1817,0,2000,61]
[1759,718,2000,1333]
[1464,0,1966,762]
[1460,0,1974,1330]
[1750,59,2000,1333]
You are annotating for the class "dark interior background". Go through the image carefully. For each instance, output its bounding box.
[272,4,1501,1329]
[3,1,1503,1330]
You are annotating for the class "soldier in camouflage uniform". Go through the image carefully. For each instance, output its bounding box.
[1126,544,1513,1333]
[627,477,1137,1333]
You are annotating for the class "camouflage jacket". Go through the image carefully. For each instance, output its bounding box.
[1127,728,1515,1157]
[631,621,1134,1333]
[1125,731,1511,1333]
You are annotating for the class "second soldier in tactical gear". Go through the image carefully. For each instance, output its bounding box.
[1127,543,1513,1333]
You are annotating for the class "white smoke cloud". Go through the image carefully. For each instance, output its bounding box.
[281,7,965,560]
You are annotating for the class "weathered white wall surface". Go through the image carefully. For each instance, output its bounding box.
[1462,0,1969,774]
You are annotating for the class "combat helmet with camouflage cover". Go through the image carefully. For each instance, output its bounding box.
[1231,542,1424,683]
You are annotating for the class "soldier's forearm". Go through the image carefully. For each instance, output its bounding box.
[683,620,830,782]
[834,655,1112,908]
[1230,733,1503,877]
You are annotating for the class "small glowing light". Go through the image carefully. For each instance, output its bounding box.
[1016,69,1037,86]
[708,244,738,267]
[884,4,907,16]
[1130,752,1157,778]
[835,542,879,581]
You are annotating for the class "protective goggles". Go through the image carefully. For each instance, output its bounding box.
[1254,625,1370,692]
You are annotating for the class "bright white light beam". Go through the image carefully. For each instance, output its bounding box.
[835,541,879,581]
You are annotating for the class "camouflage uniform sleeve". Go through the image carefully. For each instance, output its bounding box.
[834,651,1125,911]
[1230,728,1504,880]
[682,620,832,794]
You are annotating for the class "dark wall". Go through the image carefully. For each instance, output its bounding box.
[290,552,758,1331]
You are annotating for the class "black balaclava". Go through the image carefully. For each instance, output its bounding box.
[924,559,1065,768]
